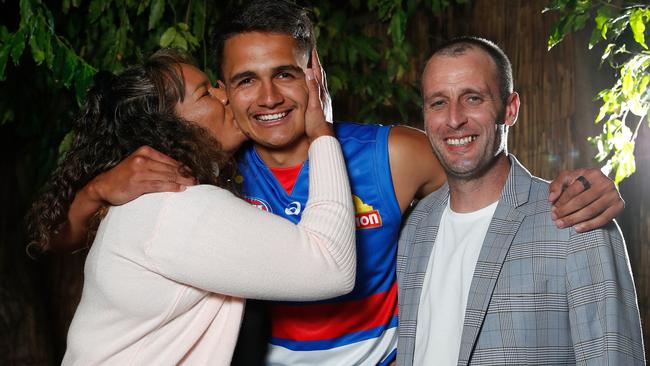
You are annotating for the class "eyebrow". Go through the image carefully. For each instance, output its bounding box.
[229,64,305,84]
[425,87,492,100]
[275,65,304,75]
[229,70,256,85]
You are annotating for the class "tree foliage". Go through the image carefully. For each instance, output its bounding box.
[0,0,468,186]
[545,0,650,184]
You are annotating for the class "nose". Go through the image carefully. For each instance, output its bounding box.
[257,80,284,108]
[447,101,467,129]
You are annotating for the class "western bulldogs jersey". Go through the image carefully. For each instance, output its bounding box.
[239,122,402,365]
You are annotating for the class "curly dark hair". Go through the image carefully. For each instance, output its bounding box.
[27,48,239,253]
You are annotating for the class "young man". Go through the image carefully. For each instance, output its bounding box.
[54,1,625,365]
[396,37,644,365]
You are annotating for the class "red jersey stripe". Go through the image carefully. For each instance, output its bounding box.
[270,282,398,341]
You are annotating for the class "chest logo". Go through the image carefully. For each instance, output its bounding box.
[244,196,272,213]
[353,195,382,229]
[284,201,302,216]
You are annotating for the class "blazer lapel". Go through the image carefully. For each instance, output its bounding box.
[397,184,449,365]
[457,156,531,365]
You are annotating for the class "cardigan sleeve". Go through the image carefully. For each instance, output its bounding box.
[142,136,356,301]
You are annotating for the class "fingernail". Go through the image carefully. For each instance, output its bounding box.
[551,212,557,220]
[179,185,187,191]
[575,224,584,232]
[555,220,564,228]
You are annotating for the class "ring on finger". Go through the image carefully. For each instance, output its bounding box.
[576,175,591,190]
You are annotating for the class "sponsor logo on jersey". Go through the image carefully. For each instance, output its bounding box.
[285,201,302,216]
[353,195,382,229]
[244,196,272,212]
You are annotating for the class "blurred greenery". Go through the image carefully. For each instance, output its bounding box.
[545,0,650,185]
[0,0,467,190]
[3,0,646,188]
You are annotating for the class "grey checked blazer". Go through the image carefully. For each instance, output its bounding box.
[396,155,645,365]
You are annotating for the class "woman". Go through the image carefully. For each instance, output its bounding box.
[28,49,355,365]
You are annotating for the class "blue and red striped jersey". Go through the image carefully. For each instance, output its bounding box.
[239,122,402,365]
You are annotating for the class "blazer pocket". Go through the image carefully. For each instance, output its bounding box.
[491,280,549,306]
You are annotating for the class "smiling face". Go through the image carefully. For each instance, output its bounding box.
[422,47,519,180]
[221,32,310,154]
[174,63,247,153]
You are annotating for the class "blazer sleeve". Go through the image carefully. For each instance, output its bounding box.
[565,220,645,364]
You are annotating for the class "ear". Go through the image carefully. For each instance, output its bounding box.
[504,92,520,126]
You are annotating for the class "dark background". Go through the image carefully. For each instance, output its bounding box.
[1,0,648,364]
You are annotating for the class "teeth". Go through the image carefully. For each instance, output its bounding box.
[256,112,288,121]
[446,136,476,146]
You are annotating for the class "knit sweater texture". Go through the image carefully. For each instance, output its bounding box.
[62,136,356,365]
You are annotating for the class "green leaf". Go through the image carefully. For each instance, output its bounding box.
[638,74,650,97]
[38,12,55,69]
[172,35,188,50]
[548,15,572,49]
[62,50,79,88]
[573,13,590,31]
[543,0,568,13]
[588,27,602,49]
[89,0,108,23]
[601,43,615,60]
[137,0,151,15]
[58,130,75,157]
[594,6,611,30]
[160,27,176,47]
[148,0,165,30]
[0,108,15,126]
[0,42,11,81]
[182,31,199,49]
[629,8,648,49]
[75,63,97,105]
[614,141,636,184]
[9,28,27,64]
[388,10,406,45]
[192,0,206,40]
[621,68,633,97]
[29,30,46,65]
[177,22,189,32]
[19,0,34,27]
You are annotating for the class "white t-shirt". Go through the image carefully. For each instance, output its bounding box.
[414,200,499,365]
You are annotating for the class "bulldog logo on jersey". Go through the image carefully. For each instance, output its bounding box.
[244,196,272,213]
[352,195,382,229]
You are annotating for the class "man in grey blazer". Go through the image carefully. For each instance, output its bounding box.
[396,37,645,365]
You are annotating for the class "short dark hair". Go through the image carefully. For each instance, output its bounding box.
[428,36,513,103]
[213,0,315,75]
